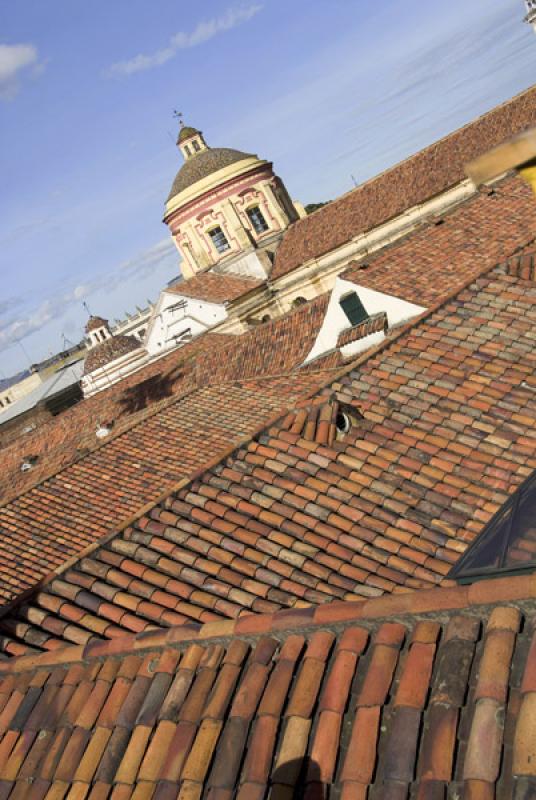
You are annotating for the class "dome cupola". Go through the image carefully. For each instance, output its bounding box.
[81,311,148,396]
[176,117,209,161]
[163,116,303,280]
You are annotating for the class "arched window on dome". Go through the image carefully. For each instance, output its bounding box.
[192,139,201,152]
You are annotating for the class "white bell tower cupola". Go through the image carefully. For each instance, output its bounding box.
[85,316,112,348]
[175,113,209,161]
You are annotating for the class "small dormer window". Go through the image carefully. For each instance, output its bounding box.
[247,206,269,234]
[208,226,231,254]
[339,292,369,326]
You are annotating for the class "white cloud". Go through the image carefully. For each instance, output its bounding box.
[0,238,179,354]
[118,238,176,278]
[0,43,41,100]
[107,4,262,77]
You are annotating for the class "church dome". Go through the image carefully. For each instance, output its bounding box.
[83,335,140,375]
[166,147,255,202]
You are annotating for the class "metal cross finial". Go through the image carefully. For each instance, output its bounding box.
[173,110,184,128]
[82,300,92,317]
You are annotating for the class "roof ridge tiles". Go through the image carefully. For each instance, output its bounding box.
[1,572,535,674]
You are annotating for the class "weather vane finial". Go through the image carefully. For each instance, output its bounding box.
[173,110,184,128]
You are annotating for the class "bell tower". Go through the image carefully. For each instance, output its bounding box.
[174,111,209,161]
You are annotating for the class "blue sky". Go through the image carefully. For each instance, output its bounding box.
[0,0,534,376]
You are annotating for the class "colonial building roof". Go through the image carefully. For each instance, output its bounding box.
[0,334,235,505]
[167,147,255,202]
[83,334,141,375]
[1,250,535,655]
[341,175,534,306]
[271,84,536,280]
[0,573,534,798]
[168,273,264,304]
[0,298,333,610]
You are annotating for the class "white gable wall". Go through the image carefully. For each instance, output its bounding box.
[304,277,426,364]
[145,290,228,357]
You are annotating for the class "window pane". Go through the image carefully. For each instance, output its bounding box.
[247,206,269,234]
[505,481,536,568]
[209,227,230,254]
[450,470,536,580]
[192,140,201,152]
[454,503,513,575]
[339,292,368,325]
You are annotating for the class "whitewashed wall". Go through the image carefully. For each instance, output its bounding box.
[304,277,426,364]
[145,291,228,357]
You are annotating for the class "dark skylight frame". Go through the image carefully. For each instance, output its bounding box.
[450,469,536,582]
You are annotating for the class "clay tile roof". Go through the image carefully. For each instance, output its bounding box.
[340,175,535,305]
[0,297,333,610]
[167,147,255,202]
[272,83,536,280]
[337,311,388,349]
[2,253,536,655]
[0,573,534,797]
[84,316,108,333]
[83,334,141,375]
[168,272,265,304]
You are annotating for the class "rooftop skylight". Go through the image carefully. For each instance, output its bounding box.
[450,469,536,582]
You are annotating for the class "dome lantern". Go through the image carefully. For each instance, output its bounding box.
[163,117,303,280]
[85,316,112,348]
[174,112,208,160]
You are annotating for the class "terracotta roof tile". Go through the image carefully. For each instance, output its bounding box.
[342,176,535,305]
[2,249,534,654]
[0,292,330,506]
[337,311,388,349]
[0,298,332,609]
[0,576,534,797]
[272,84,536,279]
[167,273,264,304]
